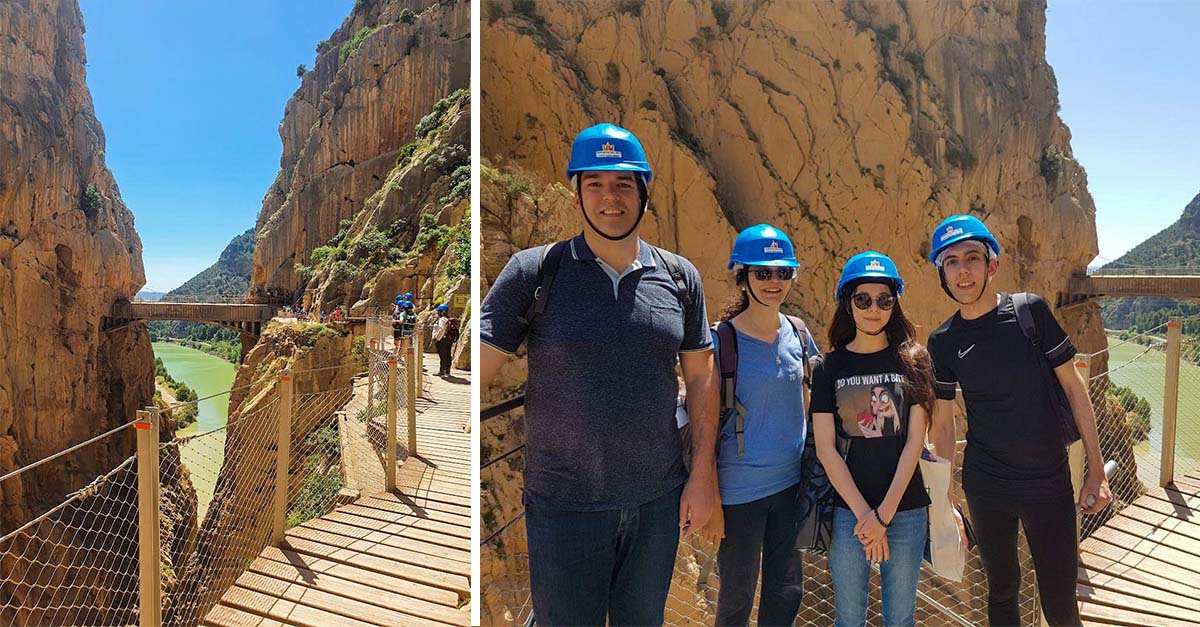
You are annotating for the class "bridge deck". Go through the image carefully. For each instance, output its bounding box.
[1078,474,1200,626]
[201,368,472,627]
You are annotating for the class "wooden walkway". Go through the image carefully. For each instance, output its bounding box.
[202,367,472,627]
[1078,473,1200,626]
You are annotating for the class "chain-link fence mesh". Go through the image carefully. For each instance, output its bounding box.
[0,347,412,626]
[0,457,141,626]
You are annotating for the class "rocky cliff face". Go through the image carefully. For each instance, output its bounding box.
[251,0,470,304]
[0,0,154,533]
[481,0,1105,622]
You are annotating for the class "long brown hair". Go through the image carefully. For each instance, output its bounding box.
[719,268,751,322]
[828,281,936,417]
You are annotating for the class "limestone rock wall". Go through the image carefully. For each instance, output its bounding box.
[251,0,470,296]
[481,0,1105,622]
[0,0,154,533]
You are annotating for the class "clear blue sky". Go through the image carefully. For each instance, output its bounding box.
[1046,0,1200,266]
[79,1,354,292]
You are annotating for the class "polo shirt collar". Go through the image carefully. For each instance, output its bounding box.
[569,233,657,267]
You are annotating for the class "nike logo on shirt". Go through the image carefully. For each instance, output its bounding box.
[958,345,975,359]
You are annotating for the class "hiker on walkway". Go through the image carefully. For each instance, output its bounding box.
[392,305,406,353]
[480,122,719,626]
[432,303,454,376]
[709,224,819,626]
[925,215,1111,627]
[810,251,932,627]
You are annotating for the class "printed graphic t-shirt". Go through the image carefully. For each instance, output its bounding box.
[809,346,930,512]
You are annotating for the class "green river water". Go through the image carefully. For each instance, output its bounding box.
[152,342,236,516]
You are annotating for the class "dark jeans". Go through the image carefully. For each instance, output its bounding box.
[526,484,683,626]
[435,337,453,374]
[965,486,1082,627]
[716,482,805,626]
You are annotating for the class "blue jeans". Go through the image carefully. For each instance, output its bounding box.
[829,507,927,627]
[526,484,682,626]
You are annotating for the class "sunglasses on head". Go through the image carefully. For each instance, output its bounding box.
[749,267,797,281]
[851,292,896,311]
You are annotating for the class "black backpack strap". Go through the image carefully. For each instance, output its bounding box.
[1012,292,1040,349]
[651,246,692,309]
[517,241,569,326]
[714,320,747,457]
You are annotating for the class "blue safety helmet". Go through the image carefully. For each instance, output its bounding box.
[435,304,449,312]
[404,292,413,300]
[395,295,403,304]
[728,224,800,270]
[566,123,652,185]
[929,215,1001,265]
[835,251,904,299]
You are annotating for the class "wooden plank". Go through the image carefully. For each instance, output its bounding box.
[201,604,289,627]
[1079,551,1200,599]
[363,492,471,518]
[218,584,378,627]
[280,535,466,603]
[1097,514,1200,560]
[233,570,450,627]
[317,509,471,549]
[1076,581,1200,622]
[1078,566,1200,617]
[295,517,470,570]
[256,546,459,608]
[1079,599,1200,627]
[1080,534,1200,590]
[1117,503,1200,543]
[339,500,471,529]
[246,555,469,626]
[282,527,469,593]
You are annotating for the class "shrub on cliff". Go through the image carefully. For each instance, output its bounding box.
[339,26,377,63]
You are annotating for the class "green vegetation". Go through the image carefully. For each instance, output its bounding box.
[617,0,644,16]
[445,207,470,279]
[711,2,730,29]
[439,164,470,206]
[1040,145,1065,183]
[286,425,344,528]
[413,212,450,252]
[81,183,102,219]
[902,50,925,78]
[397,8,416,24]
[340,26,377,64]
[296,64,306,78]
[155,357,200,427]
[1112,383,1152,442]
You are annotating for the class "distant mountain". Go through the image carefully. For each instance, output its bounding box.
[137,291,165,301]
[166,228,255,297]
[1100,191,1200,330]
[150,228,255,350]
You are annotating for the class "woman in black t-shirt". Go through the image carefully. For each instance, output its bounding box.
[809,252,935,626]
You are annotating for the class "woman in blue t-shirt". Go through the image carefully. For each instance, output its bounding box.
[710,224,819,626]
[809,252,934,627]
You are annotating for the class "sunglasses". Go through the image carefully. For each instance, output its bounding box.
[750,267,797,281]
[851,292,896,311]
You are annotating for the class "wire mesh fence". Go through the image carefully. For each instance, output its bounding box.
[0,346,420,626]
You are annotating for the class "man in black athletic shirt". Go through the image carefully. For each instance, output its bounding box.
[925,215,1111,627]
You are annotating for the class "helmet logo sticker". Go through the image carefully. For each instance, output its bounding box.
[865,260,885,272]
[595,142,622,159]
[764,241,784,254]
[940,225,964,241]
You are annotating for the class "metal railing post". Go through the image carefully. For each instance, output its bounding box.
[406,343,418,455]
[136,408,162,627]
[1070,353,1090,539]
[387,359,398,492]
[368,339,377,413]
[273,369,294,544]
[415,322,425,397]
[1161,317,1182,487]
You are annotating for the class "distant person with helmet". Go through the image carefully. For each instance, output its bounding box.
[432,303,455,376]
[809,252,933,627]
[479,122,719,625]
[925,215,1111,626]
[709,224,819,626]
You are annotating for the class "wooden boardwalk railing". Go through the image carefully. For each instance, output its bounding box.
[202,367,472,627]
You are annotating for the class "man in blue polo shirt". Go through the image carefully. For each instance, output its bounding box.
[481,123,720,626]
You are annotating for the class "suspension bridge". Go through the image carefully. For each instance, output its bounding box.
[0,321,471,627]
